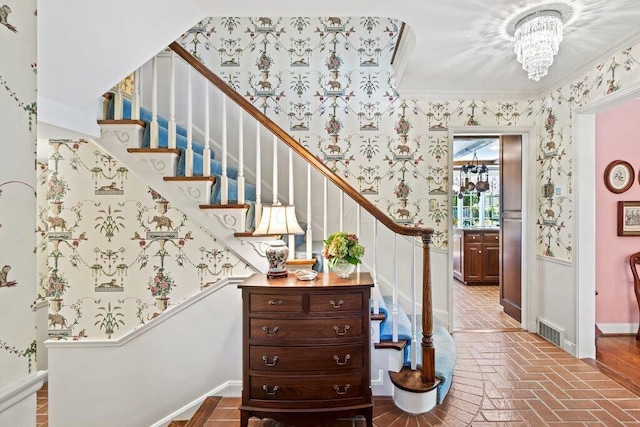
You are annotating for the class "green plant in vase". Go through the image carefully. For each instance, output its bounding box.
[323,232,365,278]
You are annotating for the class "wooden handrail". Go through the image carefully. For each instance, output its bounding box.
[169,42,432,239]
[168,41,437,391]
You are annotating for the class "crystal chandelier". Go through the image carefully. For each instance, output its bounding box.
[514,10,564,81]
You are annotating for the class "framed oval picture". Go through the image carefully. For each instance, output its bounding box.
[604,160,634,193]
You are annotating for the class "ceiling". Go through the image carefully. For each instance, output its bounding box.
[38,0,640,128]
[195,0,640,99]
[453,137,500,162]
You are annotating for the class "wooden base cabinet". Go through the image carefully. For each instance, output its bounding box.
[453,229,499,285]
[238,272,374,427]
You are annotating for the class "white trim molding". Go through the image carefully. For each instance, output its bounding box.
[0,371,47,414]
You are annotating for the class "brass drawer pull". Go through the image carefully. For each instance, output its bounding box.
[262,326,280,336]
[333,384,350,395]
[333,354,351,366]
[262,355,279,367]
[333,325,350,336]
[329,299,344,309]
[262,385,279,396]
[268,299,283,305]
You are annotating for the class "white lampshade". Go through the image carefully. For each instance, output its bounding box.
[254,204,304,236]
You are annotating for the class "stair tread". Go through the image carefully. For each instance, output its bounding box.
[374,338,408,351]
[128,147,180,155]
[389,366,440,393]
[201,204,250,209]
[185,396,221,426]
[98,119,146,126]
[164,176,217,182]
[371,312,386,322]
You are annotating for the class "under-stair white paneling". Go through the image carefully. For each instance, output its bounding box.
[47,279,243,427]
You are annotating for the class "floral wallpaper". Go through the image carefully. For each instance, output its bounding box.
[178,17,539,250]
[35,139,253,340]
[179,17,640,261]
[0,0,37,389]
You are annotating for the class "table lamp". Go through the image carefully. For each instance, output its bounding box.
[253,203,304,279]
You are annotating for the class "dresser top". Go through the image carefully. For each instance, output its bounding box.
[239,272,373,289]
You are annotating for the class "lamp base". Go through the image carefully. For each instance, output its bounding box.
[267,270,289,279]
[265,240,289,280]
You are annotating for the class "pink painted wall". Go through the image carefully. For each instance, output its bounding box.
[596,99,640,325]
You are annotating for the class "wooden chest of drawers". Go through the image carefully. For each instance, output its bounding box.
[238,272,374,427]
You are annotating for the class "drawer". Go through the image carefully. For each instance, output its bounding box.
[309,292,362,312]
[464,233,481,242]
[249,293,303,313]
[482,233,499,243]
[249,344,362,372]
[250,373,362,401]
[250,318,363,340]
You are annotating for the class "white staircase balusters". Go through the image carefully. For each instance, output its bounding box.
[392,232,399,343]
[287,148,294,259]
[356,204,361,274]
[113,80,123,120]
[272,135,278,205]
[150,56,159,149]
[372,219,379,315]
[185,66,193,177]
[131,68,140,121]
[411,237,418,370]
[167,51,177,149]
[323,176,328,273]
[339,191,344,231]
[306,163,312,259]
[202,82,211,177]
[220,95,228,204]
[237,111,245,204]
[254,122,262,229]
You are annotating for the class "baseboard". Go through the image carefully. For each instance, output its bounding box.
[562,339,576,357]
[150,380,242,427]
[597,323,639,335]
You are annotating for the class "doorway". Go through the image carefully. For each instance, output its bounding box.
[451,134,522,330]
[447,127,537,333]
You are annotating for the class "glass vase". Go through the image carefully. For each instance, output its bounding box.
[332,259,355,279]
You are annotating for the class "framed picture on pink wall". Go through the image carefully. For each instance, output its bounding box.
[604,160,634,194]
[618,201,640,236]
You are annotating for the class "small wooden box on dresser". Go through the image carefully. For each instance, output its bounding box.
[238,272,374,427]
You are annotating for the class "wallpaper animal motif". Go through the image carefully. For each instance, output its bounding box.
[178,17,539,250]
[0,0,37,389]
[179,17,640,260]
[36,139,253,340]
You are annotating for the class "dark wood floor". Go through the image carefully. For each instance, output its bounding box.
[585,335,640,397]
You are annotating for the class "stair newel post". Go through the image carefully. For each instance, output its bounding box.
[305,163,312,260]
[202,82,211,177]
[420,232,436,383]
[150,56,159,149]
[392,232,399,343]
[322,176,328,273]
[287,148,294,259]
[221,95,228,204]
[372,219,379,315]
[237,111,245,203]
[185,66,193,177]
[131,68,140,121]
[411,236,418,370]
[167,51,177,150]
[272,135,278,205]
[254,123,262,229]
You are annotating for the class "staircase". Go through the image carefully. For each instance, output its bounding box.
[96,41,455,419]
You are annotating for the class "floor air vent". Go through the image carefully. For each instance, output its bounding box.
[537,318,564,348]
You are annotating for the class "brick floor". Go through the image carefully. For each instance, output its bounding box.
[36,286,640,426]
[454,281,521,330]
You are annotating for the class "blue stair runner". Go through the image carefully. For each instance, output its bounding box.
[375,294,456,404]
[107,96,256,209]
